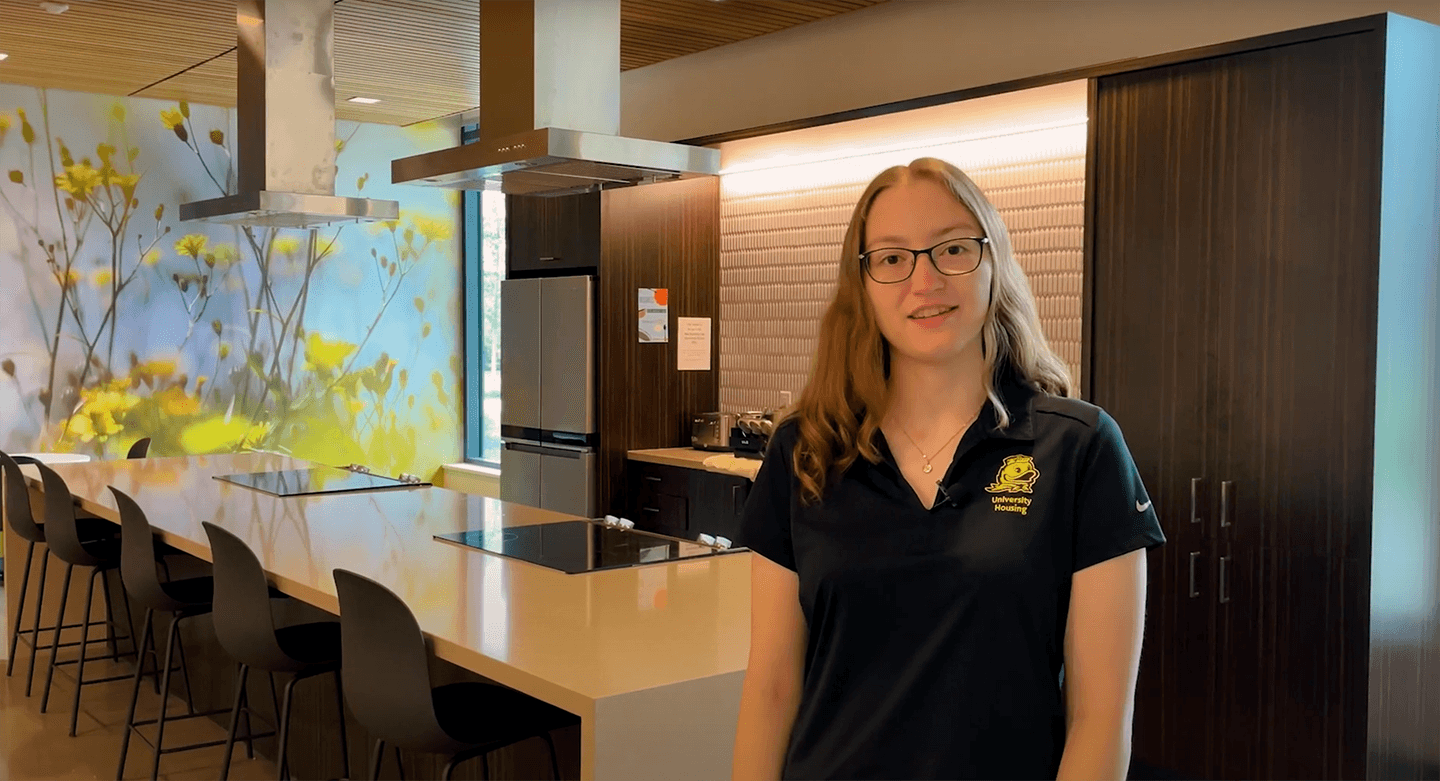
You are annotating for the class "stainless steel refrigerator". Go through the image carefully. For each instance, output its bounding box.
[499,275,598,517]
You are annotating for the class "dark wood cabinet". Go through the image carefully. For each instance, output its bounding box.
[627,459,750,542]
[1090,15,1440,781]
[689,470,749,543]
[506,190,601,276]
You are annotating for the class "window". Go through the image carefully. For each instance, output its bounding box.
[463,186,505,466]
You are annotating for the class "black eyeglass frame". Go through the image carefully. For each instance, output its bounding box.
[859,236,991,284]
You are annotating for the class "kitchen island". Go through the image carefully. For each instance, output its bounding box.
[5,453,750,780]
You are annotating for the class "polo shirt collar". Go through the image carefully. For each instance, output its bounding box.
[981,376,1037,442]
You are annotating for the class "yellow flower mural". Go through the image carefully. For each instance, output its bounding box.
[303,331,357,374]
[174,233,208,258]
[55,162,103,197]
[3,88,461,477]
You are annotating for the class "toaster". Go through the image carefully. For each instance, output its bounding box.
[691,412,736,451]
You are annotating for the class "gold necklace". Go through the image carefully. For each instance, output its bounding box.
[898,411,978,474]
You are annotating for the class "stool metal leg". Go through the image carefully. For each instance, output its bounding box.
[25,549,51,697]
[98,567,119,660]
[242,676,256,760]
[220,663,249,781]
[40,562,76,713]
[6,540,35,676]
[116,608,154,781]
[150,612,184,781]
[276,674,299,781]
[369,739,386,781]
[334,669,351,781]
[480,753,490,781]
[68,566,102,737]
[394,745,406,780]
[113,571,140,661]
[171,613,197,716]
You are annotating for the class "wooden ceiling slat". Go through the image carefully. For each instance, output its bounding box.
[0,0,888,125]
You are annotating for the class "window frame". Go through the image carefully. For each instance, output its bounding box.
[461,126,504,469]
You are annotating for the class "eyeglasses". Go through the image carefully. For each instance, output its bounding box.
[859,237,990,284]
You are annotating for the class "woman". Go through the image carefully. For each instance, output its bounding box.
[731,158,1166,781]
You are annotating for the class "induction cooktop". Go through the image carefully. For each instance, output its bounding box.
[433,520,745,574]
[214,467,427,497]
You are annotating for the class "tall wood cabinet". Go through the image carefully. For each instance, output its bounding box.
[1086,14,1440,780]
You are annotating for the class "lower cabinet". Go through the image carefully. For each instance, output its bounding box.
[628,460,750,542]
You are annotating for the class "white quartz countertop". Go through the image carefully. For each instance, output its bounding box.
[628,448,762,480]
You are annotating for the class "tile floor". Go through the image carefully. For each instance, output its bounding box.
[0,584,279,780]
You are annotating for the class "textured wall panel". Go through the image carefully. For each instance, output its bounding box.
[718,133,1086,414]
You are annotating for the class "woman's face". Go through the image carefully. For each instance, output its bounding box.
[862,177,992,366]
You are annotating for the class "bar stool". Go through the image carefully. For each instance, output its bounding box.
[0,450,99,698]
[109,487,227,781]
[332,569,577,781]
[31,462,139,737]
[202,521,351,781]
[125,438,152,459]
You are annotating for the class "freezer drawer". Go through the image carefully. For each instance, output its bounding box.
[499,443,541,508]
[539,446,597,518]
[501,440,596,518]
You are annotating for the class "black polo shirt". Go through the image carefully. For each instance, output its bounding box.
[736,380,1166,781]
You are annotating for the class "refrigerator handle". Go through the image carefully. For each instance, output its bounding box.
[504,441,584,459]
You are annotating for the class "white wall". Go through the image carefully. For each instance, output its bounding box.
[620,0,1440,142]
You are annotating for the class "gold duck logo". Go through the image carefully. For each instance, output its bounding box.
[985,455,1040,494]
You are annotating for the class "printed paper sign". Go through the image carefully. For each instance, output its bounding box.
[638,288,668,343]
[677,317,711,371]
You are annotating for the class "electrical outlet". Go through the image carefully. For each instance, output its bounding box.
[780,391,792,407]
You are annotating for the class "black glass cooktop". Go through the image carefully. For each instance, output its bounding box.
[214,468,426,497]
[433,520,745,574]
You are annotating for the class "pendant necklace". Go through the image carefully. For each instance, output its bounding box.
[899,410,978,474]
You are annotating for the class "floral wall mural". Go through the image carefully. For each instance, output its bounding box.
[0,85,463,478]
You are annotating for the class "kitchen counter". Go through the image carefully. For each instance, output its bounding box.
[10,454,749,780]
[628,447,762,480]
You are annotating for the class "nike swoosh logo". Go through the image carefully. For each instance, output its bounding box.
[1136,500,1152,513]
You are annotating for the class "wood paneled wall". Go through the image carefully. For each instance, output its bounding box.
[1090,28,1383,781]
[598,177,721,518]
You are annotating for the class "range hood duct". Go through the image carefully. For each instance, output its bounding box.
[390,0,718,196]
[180,0,399,228]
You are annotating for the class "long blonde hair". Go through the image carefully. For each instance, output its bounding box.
[788,158,1072,504]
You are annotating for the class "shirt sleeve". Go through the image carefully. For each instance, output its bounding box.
[1073,409,1167,572]
[734,422,798,572]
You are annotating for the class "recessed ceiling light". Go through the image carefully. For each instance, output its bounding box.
[347,96,381,104]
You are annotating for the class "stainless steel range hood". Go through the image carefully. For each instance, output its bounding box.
[390,0,718,196]
[181,0,398,228]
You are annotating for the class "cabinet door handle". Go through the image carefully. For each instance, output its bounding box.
[1189,552,1200,598]
[1219,555,1231,604]
[1220,481,1233,528]
[731,484,742,516]
[539,256,560,263]
[1190,478,1204,525]
[642,506,660,513]
[644,475,662,482]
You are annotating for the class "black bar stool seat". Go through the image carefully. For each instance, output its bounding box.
[32,462,139,739]
[333,569,579,781]
[2,450,132,701]
[202,521,351,781]
[109,487,228,781]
